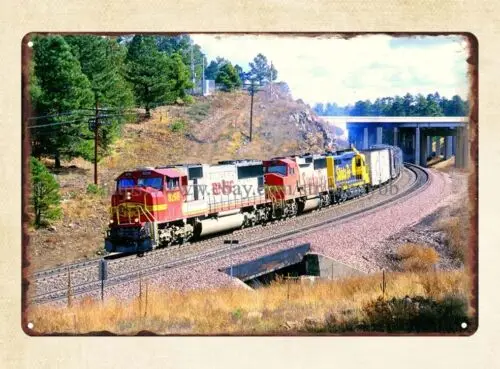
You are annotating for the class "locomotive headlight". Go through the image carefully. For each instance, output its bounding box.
[109,219,114,224]
[126,192,131,200]
[134,217,139,223]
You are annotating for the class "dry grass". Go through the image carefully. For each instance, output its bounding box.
[437,210,469,264]
[432,156,455,172]
[28,270,470,335]
[396,243,440,272]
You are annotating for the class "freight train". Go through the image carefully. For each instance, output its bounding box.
[105,145,403,254]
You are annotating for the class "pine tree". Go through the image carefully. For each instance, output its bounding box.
[204,60,219,80]
[156,35,205,88]
[204,57,229,80]
[164,53,193,103]
[249,53,275,85]
[414,94,428,116]
[156,35,191,55]
[234,64,246,82]
[269,62,278,82]
[425,94,443,116]
[31,35,95,167]
[448,95,467,116]
[313,103,325,115]
[64,35,135,161]
[215,62,242,92]
[125,36,175,116]
[350,100,372,116]
[30,157,62,228]
[403,93,416,116]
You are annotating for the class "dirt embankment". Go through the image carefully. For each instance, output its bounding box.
[28,83,344,271]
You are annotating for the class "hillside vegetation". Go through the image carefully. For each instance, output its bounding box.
[28,86,342,270]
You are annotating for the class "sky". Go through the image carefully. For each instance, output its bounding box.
[191,34,469,107]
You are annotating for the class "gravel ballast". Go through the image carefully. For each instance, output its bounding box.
[91,168,453,302]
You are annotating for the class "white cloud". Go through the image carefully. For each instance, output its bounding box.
[191,34,469,106]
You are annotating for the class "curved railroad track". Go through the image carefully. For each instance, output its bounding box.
[28,164,429,304]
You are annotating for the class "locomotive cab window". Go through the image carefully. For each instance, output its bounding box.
[138,177,163,190]
[238,164,263,179]
[188,166,203,179]
[313,158,326,170]
[266,165,287,176]
[117,178,135,190]
[166,177,179,190]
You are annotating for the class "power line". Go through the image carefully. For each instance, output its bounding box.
[27,99,185,133]
[28,113,134,129]
[28,111,87,121]
[28,119,85,129]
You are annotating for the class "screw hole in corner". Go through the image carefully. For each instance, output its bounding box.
[27,41,33,48]
[461,322,467,329]
[27,322,34,329]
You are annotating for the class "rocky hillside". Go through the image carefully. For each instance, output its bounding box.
[28,83,344,270]
[132,82,343,167]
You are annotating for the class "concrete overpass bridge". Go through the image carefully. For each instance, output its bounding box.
[321,116,469,168]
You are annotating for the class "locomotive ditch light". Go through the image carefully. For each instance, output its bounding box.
[134,218,139,223]
[109,219,114,224]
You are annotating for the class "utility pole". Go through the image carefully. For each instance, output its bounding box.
[249,80,255,142]
[202,54,205,96]
[191,41,195,94]
[94,101,99,185]
[88,103,110,186]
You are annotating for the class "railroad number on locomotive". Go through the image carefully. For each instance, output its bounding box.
[167,191,181,202]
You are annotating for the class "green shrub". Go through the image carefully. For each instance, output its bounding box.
[170,119,186,133]
[86,183,105,196]
[308,295,470,334]
[361,295,469,333]
[30,157,62,228]
[231,308,243,321]
[183,95,195,104]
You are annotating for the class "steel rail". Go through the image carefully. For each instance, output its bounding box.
[29,164,428,304]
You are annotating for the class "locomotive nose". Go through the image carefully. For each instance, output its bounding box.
[121,186,153,200]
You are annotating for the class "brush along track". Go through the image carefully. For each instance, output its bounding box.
[29,164,427,304]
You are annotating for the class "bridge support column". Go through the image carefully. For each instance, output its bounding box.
[393,127,398,146]
[455,126,469,168]
[414,127,420,165]
[420,132,427,167]
[436,137,442,157]
[444,136,453,159]
[376,126,383,145]
[456,129,462,167]
[363,127,368,149]
[426,136,431,158]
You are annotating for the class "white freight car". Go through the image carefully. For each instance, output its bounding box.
[362,148,391,187]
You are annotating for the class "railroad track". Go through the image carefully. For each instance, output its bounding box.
[28,164,428,304]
